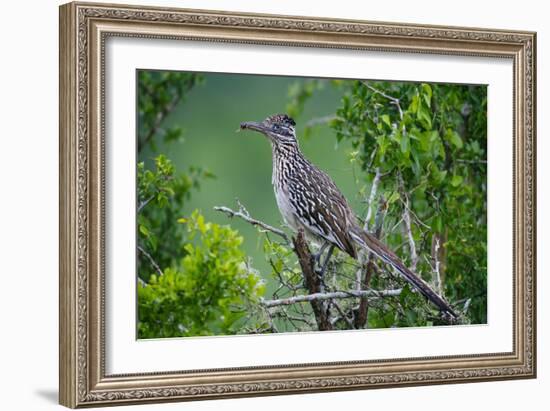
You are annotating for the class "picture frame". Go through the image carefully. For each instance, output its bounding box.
[59,1,536,408]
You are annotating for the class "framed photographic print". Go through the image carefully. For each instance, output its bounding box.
[59,1,537,408]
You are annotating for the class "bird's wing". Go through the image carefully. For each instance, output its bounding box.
[350,227,457,318]
[288,167,357,258]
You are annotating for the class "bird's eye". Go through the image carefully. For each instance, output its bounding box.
[272,124,280,131]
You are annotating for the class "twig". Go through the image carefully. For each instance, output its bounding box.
[140,94,181,152]
[305,114,339,128]
[137,195,154,213]
[456,159,487,165]
[398,174,419,271]
[433,236,443,296]
[405,203,432,230]
[214,205,291,246]
[363,82,404,120]
[355,196,387,328]
[356,168,382,291]
[262,288,403,308]
[462,298,472,315]
[138,80,196,152]
[261,304,279,333]
[364,167,382,231]
[137,245,163,277]
[330,300,355,329]
[269,259,303,293]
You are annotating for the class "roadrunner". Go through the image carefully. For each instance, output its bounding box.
[241,113,457,319]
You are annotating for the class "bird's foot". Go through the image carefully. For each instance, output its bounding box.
[313,269,328,292]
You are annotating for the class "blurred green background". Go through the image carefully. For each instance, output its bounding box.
[140,73,357,285]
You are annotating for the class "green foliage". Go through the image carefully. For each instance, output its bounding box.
[138,211,265,338]
[138,70,203,151]
[137,70,487,337]
[137,72,263,338]
[330,80,487,324]
[137,154,212,281]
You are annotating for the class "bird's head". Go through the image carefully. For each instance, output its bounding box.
[240,114,297,146]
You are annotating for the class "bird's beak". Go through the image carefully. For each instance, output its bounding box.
[240,121,270,135]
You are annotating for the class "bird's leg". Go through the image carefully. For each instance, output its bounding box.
[313,243,335,292]
[318,245,335,278]
[312,241,330,267]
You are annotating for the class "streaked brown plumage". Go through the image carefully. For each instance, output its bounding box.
[240,113,457,318]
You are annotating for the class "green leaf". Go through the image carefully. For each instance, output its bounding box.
[451,175,464,187]
[381,114,391,128]
[387,191,400,205]
[419,130,437,151]
[421,84,432,107]
[400,132,410,154]
[417,105,432,129]
[139,224,150,237]
[446,129,464,149]
[433,215,443,233]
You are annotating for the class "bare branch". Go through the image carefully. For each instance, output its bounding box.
[137,245,163,278]
[364,167,382,231]
[462,298,472,315]
[355,195,387,328]
[262,288,402,308]
[433,235,443,296]
[261,305,279,333]
[214,205,291,246]
[362,82,404,120]
[398,174,419,271]
[269,259,303,293]
[137,195,154,213]
[456,158,487,165]
[406,204,432,230]
[402,205,418,271]
[356,168,383,291]
[305,114,339,128]
[330,300,355,329]
[363,82,399,104]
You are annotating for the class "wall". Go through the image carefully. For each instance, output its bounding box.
[0,0,546,409]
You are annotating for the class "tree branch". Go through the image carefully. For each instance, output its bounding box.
[330,299,355,329]
[398,173,419,271]
[262,288,402,308]
[214,204,291,246]
[305,114,339,128]
[364,167,382,231]
[139,93,181,152]
[456,158,487,165]
[293,230,333,330]
[138,79,196,152]
[362,82,404,120]
[137,195,155,213]
[137,245,163,278]
[433,235,443,296]
[355,196,387,328]
[356,167,382,292]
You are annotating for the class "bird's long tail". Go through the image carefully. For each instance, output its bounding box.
[350,227,458,319]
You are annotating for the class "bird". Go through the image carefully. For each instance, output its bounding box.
[240,113,457,319]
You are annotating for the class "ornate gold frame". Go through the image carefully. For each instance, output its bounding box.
[59,1,536,408]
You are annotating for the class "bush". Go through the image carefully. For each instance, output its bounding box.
[138,210,265,338]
